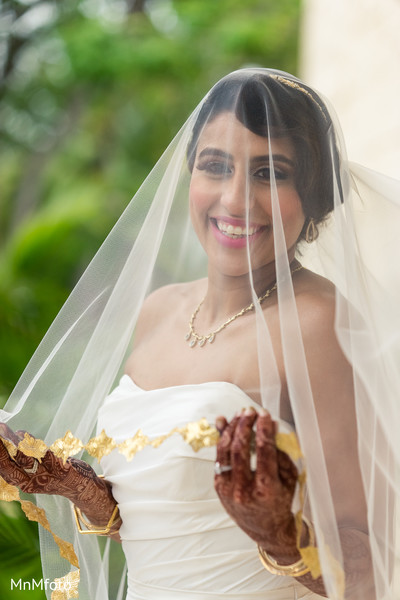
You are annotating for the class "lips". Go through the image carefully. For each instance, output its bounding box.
[211,217,265,239]
[209,217,267,249]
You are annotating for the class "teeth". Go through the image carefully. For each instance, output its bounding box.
[215,220,260,237]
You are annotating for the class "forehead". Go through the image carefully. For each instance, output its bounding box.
[196,111,294,159]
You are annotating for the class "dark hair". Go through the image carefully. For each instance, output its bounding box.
[187,72,342,240]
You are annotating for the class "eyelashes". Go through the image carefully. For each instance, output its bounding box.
[195,160,289,182]
[196,161,232,176]
[253,167,288,181]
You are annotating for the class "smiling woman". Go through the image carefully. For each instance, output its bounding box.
[1,69,400,600]
[189,114,302,268]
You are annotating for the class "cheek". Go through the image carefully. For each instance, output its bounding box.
[278,192,305,228]
[189,177,214,222]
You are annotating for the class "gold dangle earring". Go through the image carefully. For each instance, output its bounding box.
[305,218,318,243]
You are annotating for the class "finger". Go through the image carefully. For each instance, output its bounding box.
[0,426,38,472]
[0,438,12,466]
[215,415,228,435]
[276,449,298,494]
[231,407,257,487]
[0,436,37,475]
[15,429,32,440]
[216,413,241,468]
[0,439,31,487]
[255,409,279,484]
[41,449,69,478]
[0,428,21,467]
[2,427,43,471]
[0,423,22,447]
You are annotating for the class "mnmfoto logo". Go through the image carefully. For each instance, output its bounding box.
[11,578,72,591]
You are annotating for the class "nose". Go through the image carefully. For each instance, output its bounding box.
[220,170,254,216]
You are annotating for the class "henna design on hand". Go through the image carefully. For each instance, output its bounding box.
[214,408,299,560]
[214,412,376,598]
[0,423,120,535]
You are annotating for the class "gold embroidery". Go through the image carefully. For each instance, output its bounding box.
[118,429,151,461]
[0,436,18,458]
[84,429,116,461]
[19,498,79,568]
[18,432,48,461]
[299,545,322,579]
[177,418,220,452]
[275,431,303,461]
[0,418,224,596]
[53,534,80,568]
[1,420,222,466]
[50,431,84,463]
[150,432,170,449]
[0,476,80,585]
[0,476,20,501]
[322,540,346,597]
[51,570,80,600]
[20,499,50,529]
[277,434,323,580]
[1,414,340,589]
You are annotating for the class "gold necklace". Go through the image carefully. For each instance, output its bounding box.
[185,264,303,348]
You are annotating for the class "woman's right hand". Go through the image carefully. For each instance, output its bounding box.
[0,422,120,537]
[0,422,75,496]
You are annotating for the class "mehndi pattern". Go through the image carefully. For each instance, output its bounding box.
[1,417,324,595]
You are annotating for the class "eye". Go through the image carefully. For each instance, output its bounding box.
[196,160,233,177]
[253,166,288,182]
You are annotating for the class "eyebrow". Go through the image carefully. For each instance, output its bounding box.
[197,147,295,167]
[198,148,233,160]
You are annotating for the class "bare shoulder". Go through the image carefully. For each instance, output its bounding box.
[294,268,337,340]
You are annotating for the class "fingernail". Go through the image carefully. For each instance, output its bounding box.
[244,407,256,416]
[259,408,269,416]
[215,416,225,430]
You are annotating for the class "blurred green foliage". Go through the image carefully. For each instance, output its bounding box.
[0,0,300,596]
[0,503,43,598]
[0,0,300,400]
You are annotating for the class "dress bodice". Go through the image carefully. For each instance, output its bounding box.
[97,375,320,599]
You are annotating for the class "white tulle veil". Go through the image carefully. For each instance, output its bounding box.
[1,68,400,600]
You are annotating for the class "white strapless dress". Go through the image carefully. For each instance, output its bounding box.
[97,375,322,600]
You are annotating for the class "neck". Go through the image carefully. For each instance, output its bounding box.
[185,253,301,347]
[203,268,274,324]
[200,255,299,328]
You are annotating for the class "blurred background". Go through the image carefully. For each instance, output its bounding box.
[0,0,300,595]
[0,0,399,597]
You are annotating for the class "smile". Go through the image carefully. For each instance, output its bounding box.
[209,218,267,249]
[212,218,264,239]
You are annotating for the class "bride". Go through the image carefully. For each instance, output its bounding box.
[1,68,399,600]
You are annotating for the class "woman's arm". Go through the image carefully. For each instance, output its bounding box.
[0,423,121,541]
[215,292,375,598]
[298,292,374,597]
[215,409,374,598]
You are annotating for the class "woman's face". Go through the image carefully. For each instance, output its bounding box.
[189,111,305,278]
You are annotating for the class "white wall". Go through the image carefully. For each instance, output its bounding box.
[300,0,400,178]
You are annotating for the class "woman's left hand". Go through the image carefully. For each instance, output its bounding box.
[214,408,300,559]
